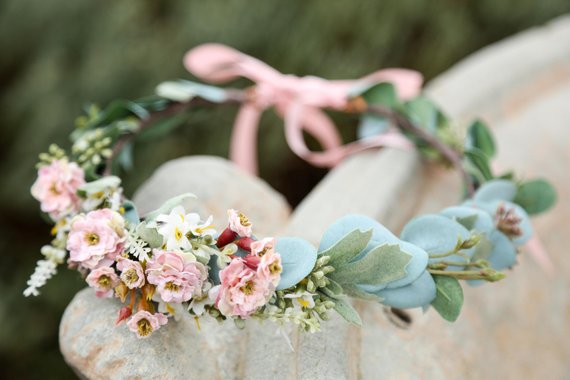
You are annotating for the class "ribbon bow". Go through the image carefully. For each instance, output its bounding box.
[184,43,423,175]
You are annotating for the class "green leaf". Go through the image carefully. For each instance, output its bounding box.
[136,112,189,142]
[89,100,149,129]
[431,275,464,322]
[318,228,373,268]
[78,176,121,194]
[403,97,439,133]
[144,193,196,221]
[156,80,228,103]
[321,278,344,297]
[332,297,362,326]
[329,244,412,286]
[117,141,134,171]
[464,148,494,181]
[466,119,496,158]
[359,82,397,108]
[514,179,557,215]
[136,223,163,248]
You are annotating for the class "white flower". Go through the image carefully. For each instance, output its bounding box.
[188,283,215,316]
[23,245,66,297]
[156,206,217,251]
[284,291,316,309]
[187,214,217,238]
[156,206,192,251]
[80,176,123,212]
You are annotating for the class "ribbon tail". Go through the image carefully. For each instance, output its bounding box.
[230,103,263,176]
[525,234,555,274]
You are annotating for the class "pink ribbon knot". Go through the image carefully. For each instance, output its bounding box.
[184,43,423,175]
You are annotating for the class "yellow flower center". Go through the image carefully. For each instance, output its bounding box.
[174,227,183,241]
[49,183,61,195]
[123,269,139,284]
[85,232,100,246]
[238,212,251,227]
[164,282,180,292]
[137,319,153,337]
[240,280,255,295]
[98,275,110,287]
[298,298,310,308]
[269,262,282,275]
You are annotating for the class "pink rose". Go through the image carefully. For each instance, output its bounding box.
[146,250,208,303]
[31,159,85,220]
[251,238,275,257]
[117,258,145,289]
[257,251,282,287]
[86,266,120,298]
[67,209,125,270]
[127,310,168,338]
[216,258,274,318]
[228,209,252,237]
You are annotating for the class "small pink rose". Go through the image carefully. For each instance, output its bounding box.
[251,238,275,257]
[117,258,145,289]
[31,159,85,220]
[257,251,282,287]
[86,266,120,298]
[127,311,168,338]
[227,209,252,237]
[67,209,125,270]
[216,258,274,318]
[146,250,208,303]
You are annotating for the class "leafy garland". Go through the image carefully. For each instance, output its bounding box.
[24,77,556,338]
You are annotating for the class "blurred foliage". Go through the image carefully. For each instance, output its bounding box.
[0,0,568,378]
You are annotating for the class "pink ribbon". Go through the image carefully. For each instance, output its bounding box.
[184,43,423,175]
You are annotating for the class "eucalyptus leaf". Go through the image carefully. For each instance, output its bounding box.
[440,206,494,234]
[318,228,373,269]
[329,244,411,287]
[318,215,397,254]
[474,179,517,202]
[275,237,318,290]
[374,271,436,309]
[136,223,164,248]
[357,115,389,140]
[144,193,196,221]
[122,200,140,225]
[514,179,557,215]
[401,214,470,258]
[466,119,496,158]
[320,215,429,292]
[332,297,362,326]
[431,275,464,322]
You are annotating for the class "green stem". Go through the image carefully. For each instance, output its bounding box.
[428,268,505,282]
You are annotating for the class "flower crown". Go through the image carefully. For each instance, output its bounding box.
[25,44,556,339]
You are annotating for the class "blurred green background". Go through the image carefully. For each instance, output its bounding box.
[1,0,568,378]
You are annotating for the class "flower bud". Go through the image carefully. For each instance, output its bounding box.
[115,306,132,325]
